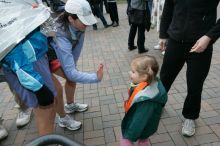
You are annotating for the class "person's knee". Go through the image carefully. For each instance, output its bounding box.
[66,79,75,86]
[33,107,55,135]
[53,76,63,93]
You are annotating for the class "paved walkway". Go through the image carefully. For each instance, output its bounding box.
[1,3,220,146]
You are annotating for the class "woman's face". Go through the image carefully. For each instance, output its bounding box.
[68,16,87,31]
[129,64,147,84]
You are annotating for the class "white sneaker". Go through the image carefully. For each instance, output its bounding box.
[58,115,81,131]
[16,109,32,127]
[0,124,8,140]
[64,103,88,114]
[14,103,20,108]
[182,119,195,137]
[150,23,156,29]
[162,51,165,55]
[154,45,161,50]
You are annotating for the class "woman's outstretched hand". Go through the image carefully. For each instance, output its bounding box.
[97,64,104,81]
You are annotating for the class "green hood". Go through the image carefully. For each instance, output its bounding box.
[132,80,167,106]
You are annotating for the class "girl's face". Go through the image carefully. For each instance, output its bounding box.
[129,64,147,84]
[68,16,87,31]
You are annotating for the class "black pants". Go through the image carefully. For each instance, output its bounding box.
[160,38,213,119]
[128,23,145,52]
[100,0,109,13]
[93,4,108,26]
[108,2,119,24]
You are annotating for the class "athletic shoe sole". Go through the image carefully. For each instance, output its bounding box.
[58,123,81,131]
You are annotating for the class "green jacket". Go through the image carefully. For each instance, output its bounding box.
[121,79,167,142]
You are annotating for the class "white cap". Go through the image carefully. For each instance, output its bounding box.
[65,0,97,25]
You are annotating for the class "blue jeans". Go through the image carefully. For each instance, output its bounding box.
[147,0,153,15]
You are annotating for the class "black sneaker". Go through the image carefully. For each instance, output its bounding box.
[104,24,110,28]
[93,26,98,30]
[128,46,137,51]
[112,22,119,27]
[138,48,149,54]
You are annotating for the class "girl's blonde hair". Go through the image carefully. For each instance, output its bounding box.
[131,55,159,84]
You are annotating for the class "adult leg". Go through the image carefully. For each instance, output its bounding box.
[183,45,213,119]
[108,2,114,23]
[52,74,65,117]
[104,0,109,13]
[0,117,8,140]
[148,0,153,15]
[65,80,76,104]
[128,24,138,48]
[112,2,119,24]
[13,92,32,127]
[150,0,158,27]
[100,0,104,13]
[94,4,108,27]
[156,0,161,32]
[52,73,81,131]
[156,0,165,32]
[53,68,87,114]
[33,106,55,136]
[160,39,187,92]
[31,56,56,135]
[3,56,57,135]
[137,24,146,53]
[5,71,55,135]
[52,68,75,105]
[12,88,28,111]
[64,80,88,113]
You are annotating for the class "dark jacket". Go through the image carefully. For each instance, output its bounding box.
[127,0,151,31]
[160,0,220,43]
[88,0,102,5]
[121,80,167,142]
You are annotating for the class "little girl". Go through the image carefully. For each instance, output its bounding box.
[121,55,167,146]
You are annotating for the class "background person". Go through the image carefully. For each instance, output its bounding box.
[159,0,220,137]
[127,0,150,53]
[88,0,110,30]
[107,0,119,27]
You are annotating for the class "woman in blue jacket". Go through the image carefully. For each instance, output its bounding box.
[2,29,56,136]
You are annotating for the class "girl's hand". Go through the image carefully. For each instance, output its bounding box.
[97,64,104,81]
[190,35,211,53]
[159,39,167,51]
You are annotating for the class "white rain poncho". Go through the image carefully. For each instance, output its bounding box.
[0,0,50,61]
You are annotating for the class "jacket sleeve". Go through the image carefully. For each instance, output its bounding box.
[3,43,44,92]
[159,0,174,39]
[122,101,155,141]
[53,35,99,83]
[206,18,220,42]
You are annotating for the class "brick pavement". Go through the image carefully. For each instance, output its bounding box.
[1,3,220,146]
